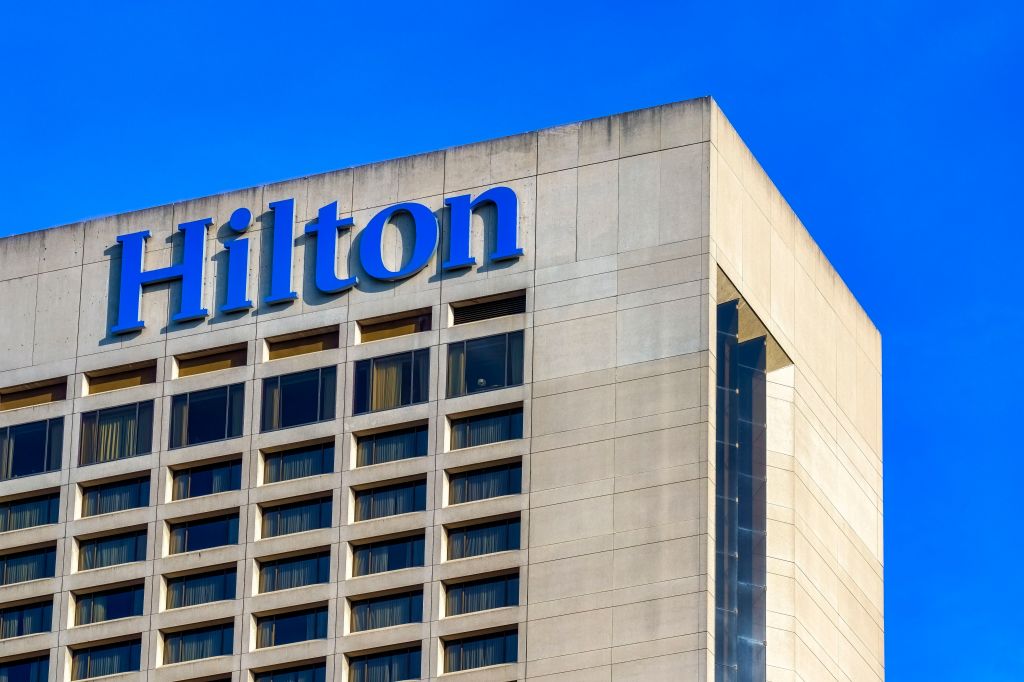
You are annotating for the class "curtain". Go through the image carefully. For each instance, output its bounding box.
[260,555,327,592]
[353,537,421,576]
[449,520,518,560]
[266,445,330,483]
[356,482,424,521]
[445,632,515,672]
[351,649,419,682]
[2,549,53,585]
[447,343,467,397]
[72,641,139,680]
[264,500,329,538]
[352,592,420,631]
[166,625,230,663]
[169,395,188,448]
[2,496,56,532]
[83,480,145,516]
[262,377,282,431]
[0,603,47,639]
[447,576,516,615]
[81,404,139,464]
[452,410,521,450]
[255,665,325,682]
[371,356,404,411]
[80,534,141,570]
[357,427,425,466]
[451,466,518,504]
[0,657,48,682]
[169,572,231,608]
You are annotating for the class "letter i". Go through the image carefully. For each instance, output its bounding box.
[221,208,253,313]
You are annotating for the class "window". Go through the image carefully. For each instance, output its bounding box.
[447,331,524,397]
[261,367,337,431]
[358,310,431,343]
[0,418,63,481]
[176,344,247,378]
[267,328,339,360]
[449,463,522,505]
[85,363,156,395]
[254,664,325,682]
[262,498,331,538]
[352,350,429,415]
[0,656,48,682]
[79,401,153,465]
[450,408,523,450]
[0,600,52,638]
[71,640,141,680]
[171,460,242,500]
[349,647,420,682]
[79,530,146,570]
[256,607,328,648]
[354,480,426,522]
[169,383,244,448]
[169,514,238,554]
[0,493,60,532]
[264,442,333,484]
[167,569,236,609]
[446,574,519,616]
[0,379,66,411]
[259,552,330,593]
[0,546,55,585]
[451,292,526,325]
[350,590,422,632]
[443,630,518,672]
[447,518,520,560]
[352,535,424,577]
[81,476,149,517]
[164,622,233,663]
[355,425,428,467]
[76,584,145,625]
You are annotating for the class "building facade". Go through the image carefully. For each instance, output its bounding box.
[0,97,884,682]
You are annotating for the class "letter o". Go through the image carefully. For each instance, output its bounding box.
[359,202,439,281]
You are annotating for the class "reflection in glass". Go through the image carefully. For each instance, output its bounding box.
[0,418,63,481]
[169,384,244,448]
[447,331,524,397]
[261,367,336,431]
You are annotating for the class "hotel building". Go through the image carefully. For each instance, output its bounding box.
[0,97,884,681]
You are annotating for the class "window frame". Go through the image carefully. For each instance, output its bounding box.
[168,513,239,554]
[352,349,430,415]
[78,400,153,465]
[168,383,245,449]
[446,330,524,398]
[75,583,145,625]
[0,417,63,482]
[260,366,337,432]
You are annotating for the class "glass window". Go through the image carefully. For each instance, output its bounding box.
[449,462,521,505]
[447,331,524,397]
[259,552,330,593]
[78,530,146,570]
[79,401,153,465]
[166,569,236,609]
[0,656,48,682]
[358,311,431,343]
[254,664,325,682]
[169,514,238,554]
[352,350,429,415]
[450,408,523,450]
[71,640,141,680]
[350,590,422,632]
[349,646,420,682]
[447,517,520,560]
[164,622,233,663]
[255,607,328,648]
[75,584,145,625]
[262,498,331,538]
[354,480,426,522]
[169,384,244,448]
[0,493,60,532]
[352,535,424,577]
[81,477,149,517]
[0,546,56,585]
[444,630,517,672]
[0,418,63,481]
[0,600,52,638]
[264,442,333,484]
[446,574,519,616]
[261,367,337,431]
[171,460,241,500]
[355,425,427,467]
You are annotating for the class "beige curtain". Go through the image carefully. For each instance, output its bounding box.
[371,357,403,411]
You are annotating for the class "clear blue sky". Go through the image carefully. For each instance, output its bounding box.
[1,1,1021,678]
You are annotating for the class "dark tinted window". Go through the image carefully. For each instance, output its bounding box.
[262,366,336,431]
[447,331,524,397]
[0,656,48,682]
[352,535,424,576]
[171,460,241,500]
[349,647,420,682]
[262,498,331,538]
[169,514,238,553]
[450,408,523,449]
[446,573,519,616]
[352,350,429,414]
[76,584,144,625]
[449,462,522,504]
[0,418,63,481]
[79,530,146,570]
[448,517,520,560]
[354,480,426,521]
[264,442,333,484]
[0,600,52,638]
[71,639,141,680]
[81,476,149,517]
[254,664,325,682]
[444,630,517,672]
[0,546,56,585]
[355,425,428,467]
[451,293,526,324]
[79,401,153,465]
[255,607,328,648]
[164,622,233,663]
[259,552,331,593]
[169,384,244,448]
[166,568,236,609]
[351,590,422,632]
[0,493,60,532]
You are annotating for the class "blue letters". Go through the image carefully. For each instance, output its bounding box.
[265,198,297,305]
[443,186,522,270]
[112,217,211,334]
[359,202,439,281]
[222,207,253,313]
[304,202,357,293]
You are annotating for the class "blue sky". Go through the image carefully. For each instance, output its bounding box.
[1,1,1021,678]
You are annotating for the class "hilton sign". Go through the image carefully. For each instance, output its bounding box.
[111,187,521,335]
